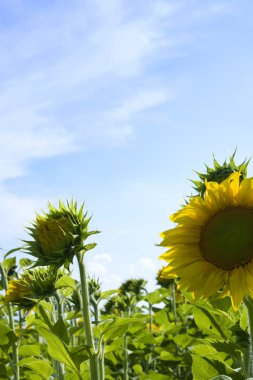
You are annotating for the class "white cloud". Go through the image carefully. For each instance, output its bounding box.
[92,253,112,264]
[138,257,157,271]
[108,89,175,121]
[87,261,107,277]
[128,257,160,278]
[0,0,180,174]
[85,253,122,289]
[0,186,46,251]
[0,127,76,181]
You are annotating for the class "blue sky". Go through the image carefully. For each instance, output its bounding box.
[1,0,253,289]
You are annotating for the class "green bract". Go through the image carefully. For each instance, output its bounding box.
[4,267,65,309]
[23,200,100,269]
[191,151,249,196]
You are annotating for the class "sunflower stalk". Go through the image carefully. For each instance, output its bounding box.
[244,296,253,377]
[123,333,129,380]
[77,252,100,380]
[0,262,20,380]
[90,295,105,380]
[54,291,65,380]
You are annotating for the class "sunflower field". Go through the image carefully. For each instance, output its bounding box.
[1,154,253,380]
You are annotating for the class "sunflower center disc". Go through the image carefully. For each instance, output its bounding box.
[200,207,253,269]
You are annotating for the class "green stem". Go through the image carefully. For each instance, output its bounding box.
[0,263,19,380]
[77,253,99,380]
[244,296,253,378]
[123,333,129,380]
[171,283,180,378]
[92,299,100,326]
[98,343,105,380]
[172,282,177,321]
[54,292,65,380]
[54,291,64,318]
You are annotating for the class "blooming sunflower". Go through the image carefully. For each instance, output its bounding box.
[159,172,253,310]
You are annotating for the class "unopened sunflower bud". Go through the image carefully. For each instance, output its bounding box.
[4,267,65,309]
[23,199,100,269]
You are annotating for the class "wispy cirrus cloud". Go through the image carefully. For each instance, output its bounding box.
[0,0,230,180]
[0,0,233,262]
[0,0,182,177]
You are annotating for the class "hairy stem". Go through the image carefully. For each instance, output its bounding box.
[123,333,129,380]
[54,291,65,380]
[244,296,253,378]
[77,253,99,380]
[0,263,19,380]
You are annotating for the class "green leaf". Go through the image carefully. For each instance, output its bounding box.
[140,372,172,380]
[103,323,128,342]
[191,354,219,380]
[19,344,40,357]
[0,323,12,346]
[0,322,18,353]
[83,243,97,252]
[191,344,228,366]
[133,364,143,375]
[240,306,248,331]
[26,374,42,380]
[209,296,232,312]
[174,333,195,349]
[159,351,181,362]
[55,275,76,290]
[2,257,16,273]
[34,320,79,375]
[52,316,70,345]
[36,301,54,328]
[153,309,169,326]
[211,376,233,380]
[136,333,156,345]
[4,247,22,259]
[19,258,34,269]
[67,345,91,369]
[20,360,53,380]
[100,290,118,300]
[193,306,231,340]
[99,317,145,342]
[145,289,165,305]
[0,362,8,378]
[65,373,81,380]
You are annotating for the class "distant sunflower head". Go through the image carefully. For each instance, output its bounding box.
[23,199,100,269]
[156,268,175,288]
[160,172,253,309]
[4,276,34,309]
[4,267,64,309]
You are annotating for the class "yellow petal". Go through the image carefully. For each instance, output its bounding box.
[218,172,240,207]
[160,226,200,247]
[238,177,253,207]
[228,266,247,310]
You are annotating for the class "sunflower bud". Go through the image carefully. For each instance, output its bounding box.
[4,267,65,309]
[88,277,101,301]
[23,199,100,269]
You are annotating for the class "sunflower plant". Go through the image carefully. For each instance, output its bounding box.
[159,154,253,378]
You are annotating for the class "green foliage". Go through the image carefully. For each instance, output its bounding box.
[0,246,252,379]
